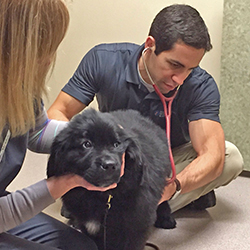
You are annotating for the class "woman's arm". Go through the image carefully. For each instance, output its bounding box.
[0,175,117,233]
[28,106,68,153]
[0,180,54,233]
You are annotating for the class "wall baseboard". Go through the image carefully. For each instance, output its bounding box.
[240,170,250,178]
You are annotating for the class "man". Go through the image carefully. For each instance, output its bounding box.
[48,4,243,213]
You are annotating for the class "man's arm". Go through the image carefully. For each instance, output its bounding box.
[177,119,225,193]
[47,91,86,121]
[160,119,225,202]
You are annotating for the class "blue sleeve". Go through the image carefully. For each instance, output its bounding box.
[186,69,221,123]
[62,46,101,106]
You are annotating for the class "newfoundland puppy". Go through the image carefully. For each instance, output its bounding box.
[47,109,176,250]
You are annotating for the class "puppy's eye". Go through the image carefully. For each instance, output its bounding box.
[83,140,92,149]
[114,142,120,148]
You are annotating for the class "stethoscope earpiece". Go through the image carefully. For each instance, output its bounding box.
[142,47,153,54]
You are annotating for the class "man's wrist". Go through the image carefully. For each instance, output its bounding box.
[170,178,182,200]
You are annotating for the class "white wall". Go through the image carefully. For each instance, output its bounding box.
[45,0,224,109]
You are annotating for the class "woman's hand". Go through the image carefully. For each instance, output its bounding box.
[71,174,118,191]
[46,175,117,200]
[47,153,125,200]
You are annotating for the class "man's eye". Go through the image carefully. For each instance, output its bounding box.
[114,142,120,148]
[170,62,180,68]
[83,140,92,148]
[166,59,180,68]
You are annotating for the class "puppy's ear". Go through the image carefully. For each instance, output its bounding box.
[139,157,152,186]
[124,137,143,164]
[47,133,69,178]
[124,137,152,186]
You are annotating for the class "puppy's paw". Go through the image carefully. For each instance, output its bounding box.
[154,201,176,229]
[154,215,176,229]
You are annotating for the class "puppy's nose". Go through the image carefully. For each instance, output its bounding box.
[100,160,117,171]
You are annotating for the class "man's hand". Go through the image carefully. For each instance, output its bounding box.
[158,179,178,204]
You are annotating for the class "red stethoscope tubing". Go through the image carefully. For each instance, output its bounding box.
[141,47,178,184]
[153,84,178,184]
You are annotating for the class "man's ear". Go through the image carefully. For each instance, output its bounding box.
[145,36,156,51]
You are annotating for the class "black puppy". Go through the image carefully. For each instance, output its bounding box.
[47,109,176,250]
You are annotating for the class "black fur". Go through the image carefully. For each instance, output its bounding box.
[47,109,176,250]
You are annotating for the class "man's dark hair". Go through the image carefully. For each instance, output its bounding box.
[149,4,212,55]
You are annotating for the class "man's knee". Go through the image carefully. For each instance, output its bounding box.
[224,141,244,179]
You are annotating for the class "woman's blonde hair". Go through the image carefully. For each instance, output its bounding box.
[0,0,69,137]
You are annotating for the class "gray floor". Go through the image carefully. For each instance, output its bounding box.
[8,151,250,250]
[146,175,250,250]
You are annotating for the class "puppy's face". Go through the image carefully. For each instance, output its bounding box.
[47,109,130,187]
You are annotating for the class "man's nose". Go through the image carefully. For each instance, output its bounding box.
[171,70,192,85]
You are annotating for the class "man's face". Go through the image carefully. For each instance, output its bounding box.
[140,42,205,94]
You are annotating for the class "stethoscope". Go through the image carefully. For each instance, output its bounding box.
[141,47,180,184]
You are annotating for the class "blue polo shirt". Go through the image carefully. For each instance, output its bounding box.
[62,43,220,148]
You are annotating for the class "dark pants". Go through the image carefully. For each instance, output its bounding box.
[0,212,98,250]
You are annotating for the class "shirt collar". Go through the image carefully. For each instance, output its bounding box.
[125,44,145,85]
